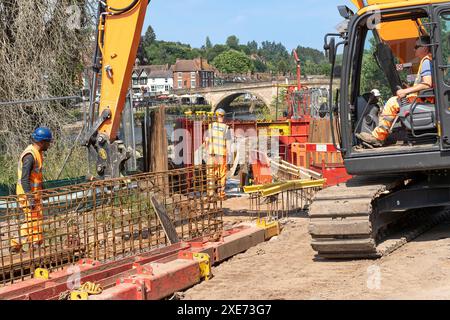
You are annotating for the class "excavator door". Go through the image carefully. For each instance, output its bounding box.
[434,5,450,149]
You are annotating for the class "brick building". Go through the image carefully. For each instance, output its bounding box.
[173,58,215,90]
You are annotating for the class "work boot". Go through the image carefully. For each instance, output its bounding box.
[356,132,383,147]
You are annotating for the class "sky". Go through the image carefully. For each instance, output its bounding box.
[144,0,352,52]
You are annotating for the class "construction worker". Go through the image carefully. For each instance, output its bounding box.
[206,108,231,199]
[357,36,434,147]
[10,127,53,253]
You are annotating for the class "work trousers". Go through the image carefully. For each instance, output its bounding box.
[372,96,400,141]
[11,196,43,251]
[208,155,227,198]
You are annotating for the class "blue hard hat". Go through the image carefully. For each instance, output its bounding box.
[32,127,53,142]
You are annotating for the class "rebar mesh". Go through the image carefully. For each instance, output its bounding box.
[0,165,223,286]
[248,187,321,221]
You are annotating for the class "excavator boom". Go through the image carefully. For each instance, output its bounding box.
[83,0,149,178]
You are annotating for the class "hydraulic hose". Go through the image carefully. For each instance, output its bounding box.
[107,0,151,15]
[108,0,139,14]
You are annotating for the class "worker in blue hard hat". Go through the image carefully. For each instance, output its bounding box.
[11,127,53,253]
[205,108,230,199]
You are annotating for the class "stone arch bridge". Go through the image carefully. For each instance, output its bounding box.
[174,78,339,112]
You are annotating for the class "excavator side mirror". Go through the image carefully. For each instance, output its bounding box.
[324,37,336,64]
[338,6,354,19]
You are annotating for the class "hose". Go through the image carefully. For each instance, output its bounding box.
[107,0,151,15]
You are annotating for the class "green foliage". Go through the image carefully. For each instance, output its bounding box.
[360,38,391,100]
[205,36,212,49]
[204,44,228,62]
[139,27,330,76]
[145,41,197,65]
[143,25,156,47]
[253,59,268,72]
[270,88,288,120]
[247,41,258,54]
[212,50,254,74]
[296,46,327,64]
[258,41,291,73]
[226,35,240,50]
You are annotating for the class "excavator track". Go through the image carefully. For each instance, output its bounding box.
[309,176,450,259]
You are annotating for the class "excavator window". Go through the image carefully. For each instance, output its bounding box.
[348,9,439,152]
[440,13,450,86]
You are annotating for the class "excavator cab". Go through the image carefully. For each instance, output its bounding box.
[325,2,450,175]
[309,1,450,260]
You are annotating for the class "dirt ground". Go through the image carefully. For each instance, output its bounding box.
[182,197,450,300]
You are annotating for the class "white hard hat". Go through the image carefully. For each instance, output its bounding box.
[216,108,226,116]
[371,89,381,97]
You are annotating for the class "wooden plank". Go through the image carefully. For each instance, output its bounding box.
[150,196,180,245]
[149,105,168,173]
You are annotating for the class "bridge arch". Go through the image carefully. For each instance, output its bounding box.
[211,91,272,114]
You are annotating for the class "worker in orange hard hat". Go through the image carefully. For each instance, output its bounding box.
[10,127,53,253]
[357,36,434,147]
[205,108,231,199]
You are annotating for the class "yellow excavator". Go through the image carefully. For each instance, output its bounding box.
[309,0,450,258]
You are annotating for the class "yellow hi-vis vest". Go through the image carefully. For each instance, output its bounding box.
[408,54,434,103]
[17,144,43,196]
[413,54,433,87]
[208,122,228,156]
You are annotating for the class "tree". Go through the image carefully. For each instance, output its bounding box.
[206,44,229,62]
[143,25,156,47]
[247,41,258,54]
[212,50,253,74]
[136,36,148,65]
[258,41,291,74]
[360,37,392,100]
[296,45,326,64]
[253,59,267,72]
[226,35,240,50]
[277,60,290,75]
[145,41,195,65]
[205,36,212,49]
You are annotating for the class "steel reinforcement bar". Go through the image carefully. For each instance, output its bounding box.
[0,165,223,286]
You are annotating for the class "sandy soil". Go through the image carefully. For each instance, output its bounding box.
[182,197,450,300]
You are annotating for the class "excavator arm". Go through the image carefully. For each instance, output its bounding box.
[83,0,149,178]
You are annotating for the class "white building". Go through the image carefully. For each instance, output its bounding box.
[131,65,173,100]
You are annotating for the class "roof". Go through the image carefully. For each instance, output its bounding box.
[148,70,173,79]
[173,58,215,72]
[353,0,450,14]
[133,64,171,77]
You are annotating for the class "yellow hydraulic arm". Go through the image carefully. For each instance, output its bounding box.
[83,0,149,178]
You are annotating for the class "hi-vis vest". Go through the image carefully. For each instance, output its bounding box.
[17,145,43,196]
[413,54,433,86]
[208,122,228,156]
[409,54,434,103]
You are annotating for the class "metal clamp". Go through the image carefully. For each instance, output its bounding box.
[193,253,211,281]
[34,268,49,280]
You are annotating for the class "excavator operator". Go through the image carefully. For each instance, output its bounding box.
[357,35,434,147]
[10,127,53,253]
